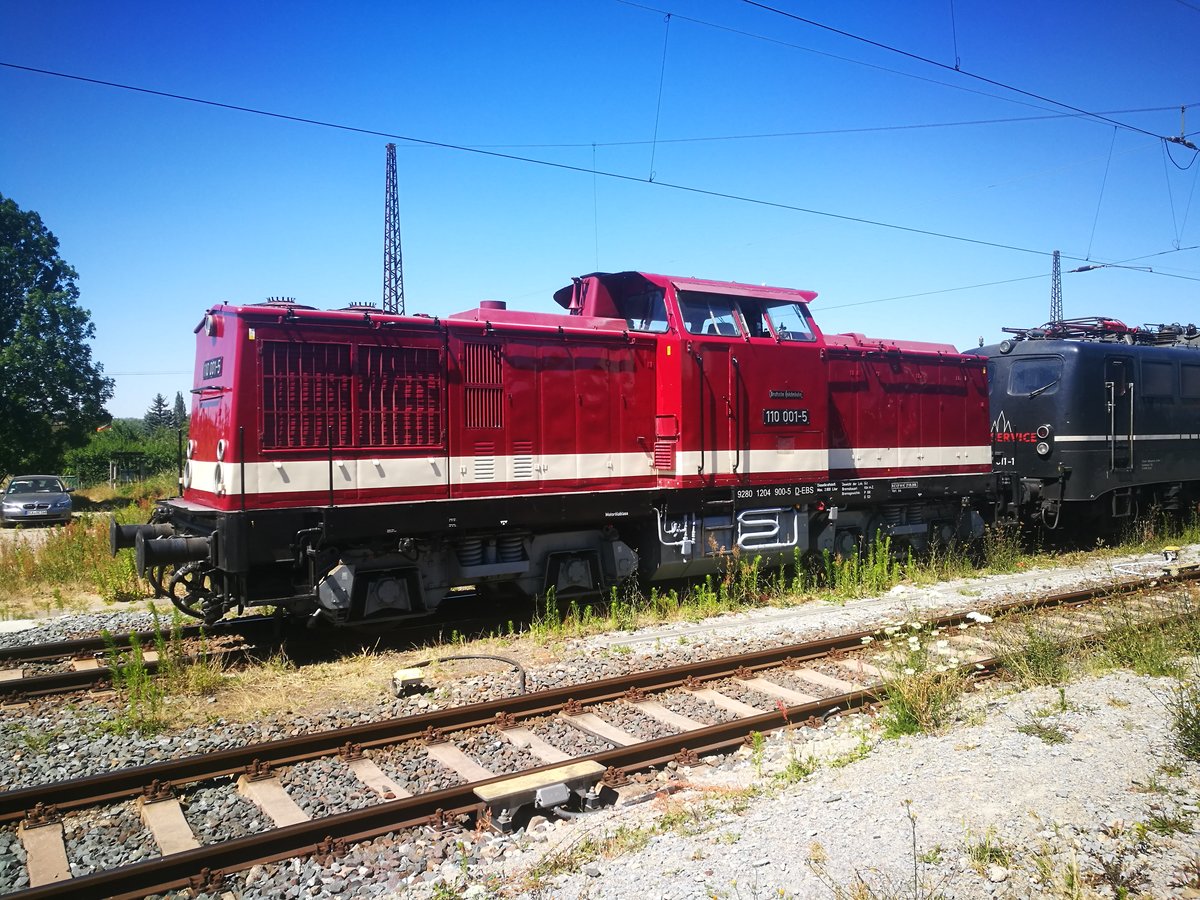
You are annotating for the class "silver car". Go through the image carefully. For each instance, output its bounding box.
[1,476,74,526]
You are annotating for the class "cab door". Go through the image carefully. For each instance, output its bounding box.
[1105,356,1134,472]
[675,291,740,485]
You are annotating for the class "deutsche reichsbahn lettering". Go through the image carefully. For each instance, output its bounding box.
[202,357,223,380]
[762,408,809,426]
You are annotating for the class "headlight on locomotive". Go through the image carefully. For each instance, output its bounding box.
[1035,424,1052,457]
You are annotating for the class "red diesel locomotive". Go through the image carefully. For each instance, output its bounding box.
[114,271,992,625]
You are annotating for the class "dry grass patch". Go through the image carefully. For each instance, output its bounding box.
[155,633,556,729]
[162,648,403,727]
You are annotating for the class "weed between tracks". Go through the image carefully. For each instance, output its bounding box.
[101,604,228,734]
[874,624,972,738]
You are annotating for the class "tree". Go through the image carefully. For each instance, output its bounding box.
[0,194,113,477]
[63,418,183,485]
[145,393,173,431]
[172,391,187,429]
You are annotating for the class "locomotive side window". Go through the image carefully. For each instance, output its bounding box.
[1182,363,1200,399]
[1141,360,1175,398]
[616,288,669,333]
[1008,357,1062,397]
[761,301,815,342]
[678,292,742,337]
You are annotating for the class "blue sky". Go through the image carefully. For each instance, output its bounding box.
[3,0,1198,418]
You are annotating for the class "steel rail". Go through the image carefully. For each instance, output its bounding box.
[0,617,276,665]
[6,684,886,900]
[2,566,1196,899]
[1,565,1193,823]
[0,647,255,700]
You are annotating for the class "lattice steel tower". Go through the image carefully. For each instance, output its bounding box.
[383,143,405,314]
[1049,249,1062,324]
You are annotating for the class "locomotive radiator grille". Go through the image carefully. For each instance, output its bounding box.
[358,346,442,447]
[260,341,352,449]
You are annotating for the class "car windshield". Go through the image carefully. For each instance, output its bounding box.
[7,479,62,494]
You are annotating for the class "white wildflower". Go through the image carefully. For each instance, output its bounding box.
[936,640,949,649]
[904,667,916,675]
[860,636,874,644]
[966,611,993,624]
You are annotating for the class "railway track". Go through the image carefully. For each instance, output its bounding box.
[0,618,276,701]
[0,599,530,702]
[1,566,1195,899]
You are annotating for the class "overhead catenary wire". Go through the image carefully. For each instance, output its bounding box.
[739,0,1181,145]
[1086,127,1118,260]
[947,0,962,70]
[648,12,672,181]
[469,106,1190,150]
[0,60,1071,262]
[822,274,1045,310]
[615,0,1075,117]
[4,63,1197,290]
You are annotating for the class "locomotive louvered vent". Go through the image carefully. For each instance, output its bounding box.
[513,441,534,479]
[653,440,676,470]
[342,302,378,311]
[474,443,496,481]
[463,342,503,429]
[260,341,353,449]
[358,346,442,447]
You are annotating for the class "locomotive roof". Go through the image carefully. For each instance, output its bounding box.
[552,271,819,311]
[977,335,1200,360]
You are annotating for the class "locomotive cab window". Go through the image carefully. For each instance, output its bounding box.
[678,292,742,337]
[1182,364,1200,399]
[1141,360,1175,398]
[615,287,669,333]
[1008,357,1063,397]
[761,301,815,342]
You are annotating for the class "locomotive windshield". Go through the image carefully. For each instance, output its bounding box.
[1008,356,1063,397]
[761,301,815,342]
[678,292,742,336]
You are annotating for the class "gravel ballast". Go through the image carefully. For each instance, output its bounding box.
[0,544,1197,898]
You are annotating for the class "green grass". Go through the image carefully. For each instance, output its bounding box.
[1017,719,1069,744]
[1167,673,1200,763]
[101,605,228,735]
[964,827,1011,873]
[0,508,154,613]
[1001,621,1074,687]
[525,528,1032,644]
[878,626,970,737]
[1099,599,1200,678]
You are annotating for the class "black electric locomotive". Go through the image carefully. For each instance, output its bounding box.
[976,317,1200,530]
